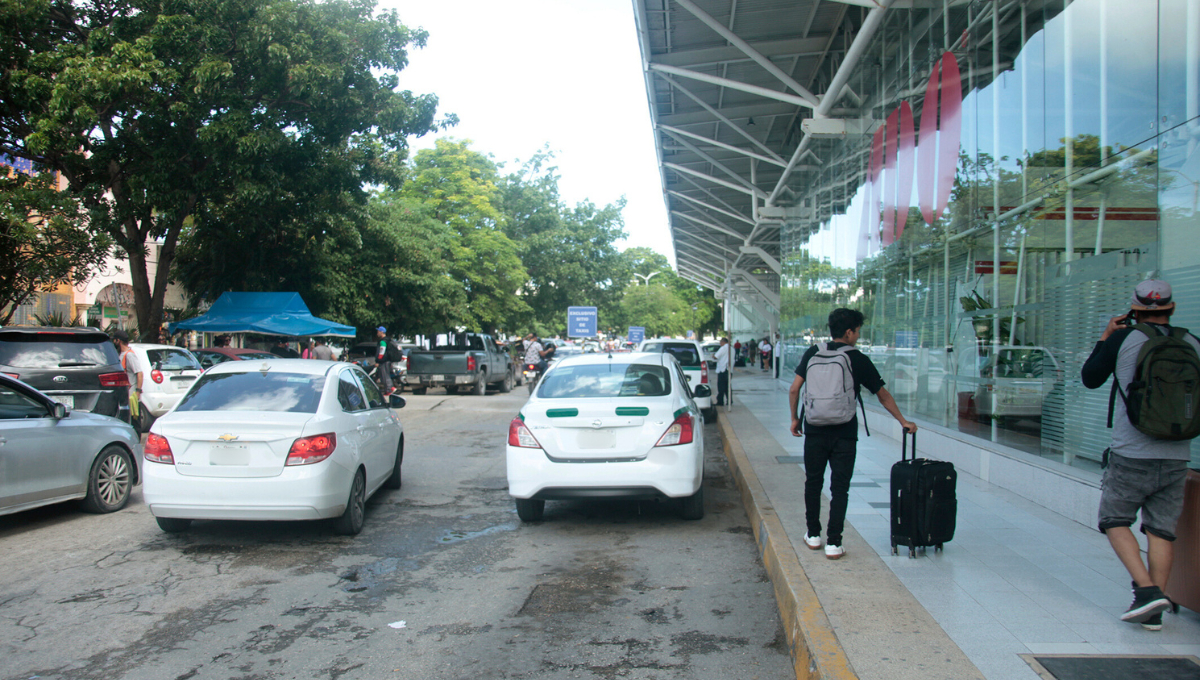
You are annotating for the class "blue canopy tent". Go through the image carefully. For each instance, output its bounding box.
[168,292,356,337]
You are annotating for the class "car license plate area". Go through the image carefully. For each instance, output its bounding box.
[209,445,250,466]
[50,395,74,409]
[455,375,473,384]
[430,374,445,383]
[576,428,616,450]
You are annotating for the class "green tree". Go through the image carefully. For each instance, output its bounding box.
[500,151,629,331]
[617,284,683,338]
[1,0,448,339]
[0,170,111,324]
[400,139,529,333]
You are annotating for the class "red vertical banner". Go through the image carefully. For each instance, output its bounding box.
[894,101,916,242]
[917,52,963,227]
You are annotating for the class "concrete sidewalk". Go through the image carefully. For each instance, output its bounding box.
[716,367,1200,680]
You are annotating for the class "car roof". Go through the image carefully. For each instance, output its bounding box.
[203,358,346,376]
[0,326,110,341]
[549,351,668,368]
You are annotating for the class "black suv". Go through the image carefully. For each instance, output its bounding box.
[0,327,131,423]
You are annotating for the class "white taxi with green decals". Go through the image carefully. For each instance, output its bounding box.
[637,338,716,424]
[506,352,709,522]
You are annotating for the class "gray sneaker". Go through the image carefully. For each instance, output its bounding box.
[1120,583,1171,624]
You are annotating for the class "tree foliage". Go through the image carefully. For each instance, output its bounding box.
[0,170,110,324]
[0,0,448,339]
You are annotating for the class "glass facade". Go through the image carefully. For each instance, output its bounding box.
[780,0,1200,471]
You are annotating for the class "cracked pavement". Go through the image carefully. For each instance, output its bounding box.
[0,390,791,680]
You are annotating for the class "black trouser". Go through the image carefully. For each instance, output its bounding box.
[803,432,857,546]
[716,370,729,405]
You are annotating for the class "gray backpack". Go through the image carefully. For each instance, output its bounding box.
[801,343,868,432]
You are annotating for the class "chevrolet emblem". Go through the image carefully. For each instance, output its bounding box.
[218,434,239,442]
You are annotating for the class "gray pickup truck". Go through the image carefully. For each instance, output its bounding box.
[406,333,515,396]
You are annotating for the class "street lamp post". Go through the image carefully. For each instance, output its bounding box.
[633,272,660,286]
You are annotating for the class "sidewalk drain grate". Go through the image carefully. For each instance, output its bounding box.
[1024,655,1200,680]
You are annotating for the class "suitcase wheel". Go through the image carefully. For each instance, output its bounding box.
[935,543,943,553]
[891,544,898,556]
[908,547,917,558]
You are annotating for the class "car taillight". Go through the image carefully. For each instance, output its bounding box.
[467,355,476,372]
[151,369,164,384]
[144,434,174,464]
[655,413,695,447]
[2,372,18,379]
[700,361,708,384]
[508,418,542,448]
[99,372,130,387]
[286,433,337,466]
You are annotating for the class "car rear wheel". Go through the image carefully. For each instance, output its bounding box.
[334,469,366,535]
[156,517,192,533]
[680,485,705,520]
[81,445,134,513]
[499,369,513,393]
[137,404,156,433]
[473,372,487,396]
[703,407,717,424]
[384,435,404,490]
[515,498,544,522]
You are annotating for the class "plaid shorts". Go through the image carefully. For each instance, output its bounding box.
[1098,452,1189,541]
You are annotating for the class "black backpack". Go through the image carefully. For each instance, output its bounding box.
[385,341,404,362]
[1108,323,1200,440]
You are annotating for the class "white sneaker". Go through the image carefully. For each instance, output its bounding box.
[804,534,822,550]
[825,544,845,560]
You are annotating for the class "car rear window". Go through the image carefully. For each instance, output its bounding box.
[537,363,671,399]
[175,371,325,413]
[0,334,120,369]
[146,348,201,371]
[641,342,701,367]
[238,352,278,360]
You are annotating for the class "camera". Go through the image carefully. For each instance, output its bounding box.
[1119,312,1136,327]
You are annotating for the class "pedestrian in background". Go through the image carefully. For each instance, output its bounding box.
[714,337,731,406]
[789,308,916,560]
[376,327,398,396]
[734,339,742,361]
[760,337,772,370]
[270,338,300,358]
[311,337,334,361]
[1081,279,1199,631]
[112,330,143,429]
[773,333,783,378]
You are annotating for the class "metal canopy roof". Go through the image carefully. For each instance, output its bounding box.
[631,0,980,331]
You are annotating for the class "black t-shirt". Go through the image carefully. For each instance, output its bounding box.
[795,342,886,438]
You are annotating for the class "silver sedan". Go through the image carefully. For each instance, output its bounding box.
[0,374,141,517]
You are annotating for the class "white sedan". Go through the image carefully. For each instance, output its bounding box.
[143,360,405,535]
[507,352,708,522]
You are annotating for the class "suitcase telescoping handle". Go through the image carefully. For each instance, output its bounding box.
[901,429,917,462]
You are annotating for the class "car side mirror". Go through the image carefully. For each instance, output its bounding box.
[389,395,406,409]
[693,384,712,399]
[51,402,68,419]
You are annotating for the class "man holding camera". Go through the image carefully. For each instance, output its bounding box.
[1082,279,1199,631]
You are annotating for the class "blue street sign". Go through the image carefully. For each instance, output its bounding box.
[567,306,598,338]
[627,326,645,345]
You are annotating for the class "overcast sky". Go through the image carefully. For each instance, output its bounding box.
[382,0,674,262]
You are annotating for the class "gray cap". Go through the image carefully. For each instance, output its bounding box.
[112,329,130,343]
[1131,279,1175,311]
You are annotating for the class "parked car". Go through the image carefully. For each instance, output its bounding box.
[143,359,406,535]
[701,342,722,369]
[128,343,203,431]
[407,332,514,396]
[193,347,280,370]
[0,373,140,517]
[638,338,716,423]
[506,352,709,522]
[974,346,1063,423]
[0,326,131,423]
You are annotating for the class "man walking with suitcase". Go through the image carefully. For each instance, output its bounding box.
[789,308,917,559]
[1082,279,1199,631]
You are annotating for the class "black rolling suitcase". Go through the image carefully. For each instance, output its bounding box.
[890,431,957,557]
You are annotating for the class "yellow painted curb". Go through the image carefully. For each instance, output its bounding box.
[718,411,859,680]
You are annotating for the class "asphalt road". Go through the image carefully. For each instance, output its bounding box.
[0,388,792,680]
